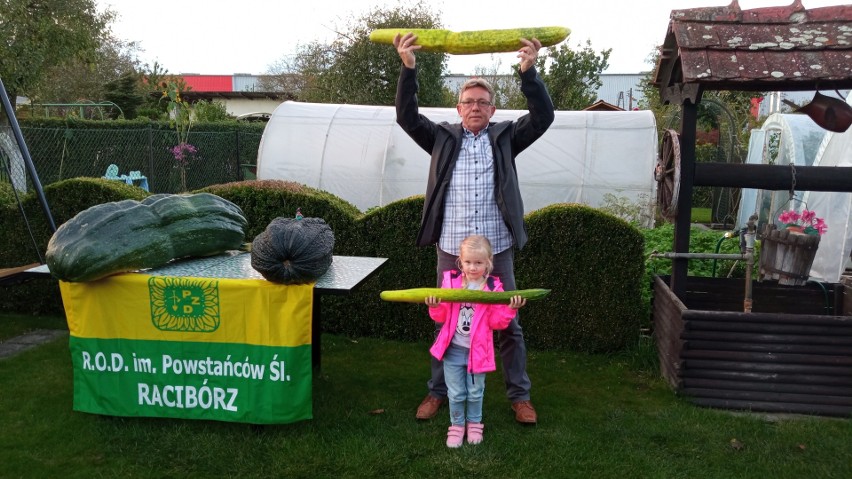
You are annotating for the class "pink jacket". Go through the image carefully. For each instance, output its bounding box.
[428,270,516,374]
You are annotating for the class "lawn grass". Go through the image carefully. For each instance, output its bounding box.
[692,207,712,224]
[1,317,851,478]
[0,312,67,340]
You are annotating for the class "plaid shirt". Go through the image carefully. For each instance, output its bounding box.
[438,127,513,256]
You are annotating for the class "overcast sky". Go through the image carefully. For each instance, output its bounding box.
[97,0,844,75]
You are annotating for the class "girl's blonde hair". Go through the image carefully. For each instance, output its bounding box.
[456,235,494,287]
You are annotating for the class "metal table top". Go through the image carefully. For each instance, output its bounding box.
[25,253,387,294]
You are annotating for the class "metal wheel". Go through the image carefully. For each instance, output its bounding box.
[654,129,681,221]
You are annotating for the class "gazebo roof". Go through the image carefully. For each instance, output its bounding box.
[653,0,852,103]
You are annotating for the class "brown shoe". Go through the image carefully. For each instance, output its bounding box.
[416,394,445,420]
[512,400,538,424]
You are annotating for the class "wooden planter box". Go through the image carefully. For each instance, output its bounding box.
[653,275,852,417]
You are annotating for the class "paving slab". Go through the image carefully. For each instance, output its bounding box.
[0,329,68,360]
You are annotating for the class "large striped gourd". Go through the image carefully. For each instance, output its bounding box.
[45,193,247,282]
[380,287,550,304]
[369,26,569,54]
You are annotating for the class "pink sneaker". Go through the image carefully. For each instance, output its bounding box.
[446,424,465,448]
[466,422,484,445]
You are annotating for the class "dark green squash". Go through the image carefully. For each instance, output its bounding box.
[46,193,247,282]
[250,216,335,284]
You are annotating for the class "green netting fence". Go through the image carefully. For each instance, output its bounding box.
[1,123,263,194]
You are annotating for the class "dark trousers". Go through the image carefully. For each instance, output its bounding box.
[428,247,531,402]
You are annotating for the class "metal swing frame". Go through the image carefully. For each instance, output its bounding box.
[0,76,56,285]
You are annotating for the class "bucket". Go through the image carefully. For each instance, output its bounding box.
[758,224,820,286]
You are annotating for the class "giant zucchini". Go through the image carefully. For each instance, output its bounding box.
[45,193,247,282]
[369,26,569,54]
[380,287,550,304]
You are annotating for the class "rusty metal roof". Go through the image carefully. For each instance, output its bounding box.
[654,0,852,102]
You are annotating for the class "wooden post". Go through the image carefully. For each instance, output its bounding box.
[671,100,699,299]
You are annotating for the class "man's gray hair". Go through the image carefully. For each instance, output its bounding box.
[458,78,495,102]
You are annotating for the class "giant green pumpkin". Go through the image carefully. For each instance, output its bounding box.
[250,216,335,284]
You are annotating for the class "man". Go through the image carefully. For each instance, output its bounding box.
[393,32,555,424]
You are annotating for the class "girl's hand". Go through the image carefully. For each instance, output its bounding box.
[425,296,441,308]
[508,295,527,310]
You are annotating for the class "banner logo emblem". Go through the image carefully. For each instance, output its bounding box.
[149,277,220,332]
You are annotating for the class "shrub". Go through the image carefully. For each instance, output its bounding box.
[0,178,148,268]
[0,181,17,205]
[1,181,650,352]
[516,204,645,352]
[0,178,149,314]
[324,196,436,341]
[199,180,361,250]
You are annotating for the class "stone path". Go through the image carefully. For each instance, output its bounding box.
[0,329,68,360]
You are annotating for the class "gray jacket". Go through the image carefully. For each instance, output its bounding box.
[395,65,555,250]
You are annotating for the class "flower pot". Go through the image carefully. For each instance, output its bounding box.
[759,224,820,286]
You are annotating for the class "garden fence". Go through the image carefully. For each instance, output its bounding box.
[1,126,262,194]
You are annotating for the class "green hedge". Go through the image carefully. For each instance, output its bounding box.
[1,179,646,352]
[516,204,645,352]
[325,196,438,342]
[0,178,149,315]
[200,180,362,249]
[0,182,16,205]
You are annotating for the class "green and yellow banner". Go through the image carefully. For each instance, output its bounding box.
[60,273,314,424]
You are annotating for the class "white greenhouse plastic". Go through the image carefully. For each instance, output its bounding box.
[736,112,827,229]
[802,94,852,283]
[738,96,852,283]
[257,101,658,224]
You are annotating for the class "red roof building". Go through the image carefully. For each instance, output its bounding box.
[178,75,233,92]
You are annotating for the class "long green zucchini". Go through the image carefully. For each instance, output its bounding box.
[369,26,570,54]
[380,287,550,304]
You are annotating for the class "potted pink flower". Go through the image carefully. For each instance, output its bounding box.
[778,209,827,236]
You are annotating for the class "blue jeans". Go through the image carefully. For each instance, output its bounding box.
[443,344,485,425]
[428,247,531,402]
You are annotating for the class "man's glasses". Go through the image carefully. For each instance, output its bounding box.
[458,99,493,108]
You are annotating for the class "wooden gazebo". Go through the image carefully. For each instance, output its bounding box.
[650,1,852,416]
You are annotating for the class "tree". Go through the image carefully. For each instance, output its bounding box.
[535,39,611,111]
[266,4,447,106]
[0,0,113,110]
[468,38,611,111]
[103,72,145,119]
[137,61,173,120]
[471,59,526,109]
[638,46,763,223]
[637,48,762,138]
[193,100,232,122]
[27,34,143,107]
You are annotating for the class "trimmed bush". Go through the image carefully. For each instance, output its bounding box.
[0,178,149,314]
[200,180,361,251]
[1,180,648,352]
[0,178,149,268]
[516,204,645,352]
[0,181,17,205]
[323,196,436,341]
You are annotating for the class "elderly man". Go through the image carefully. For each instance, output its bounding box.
[393,32,555,424]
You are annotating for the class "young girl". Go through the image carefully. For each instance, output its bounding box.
[425,235,526,448]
